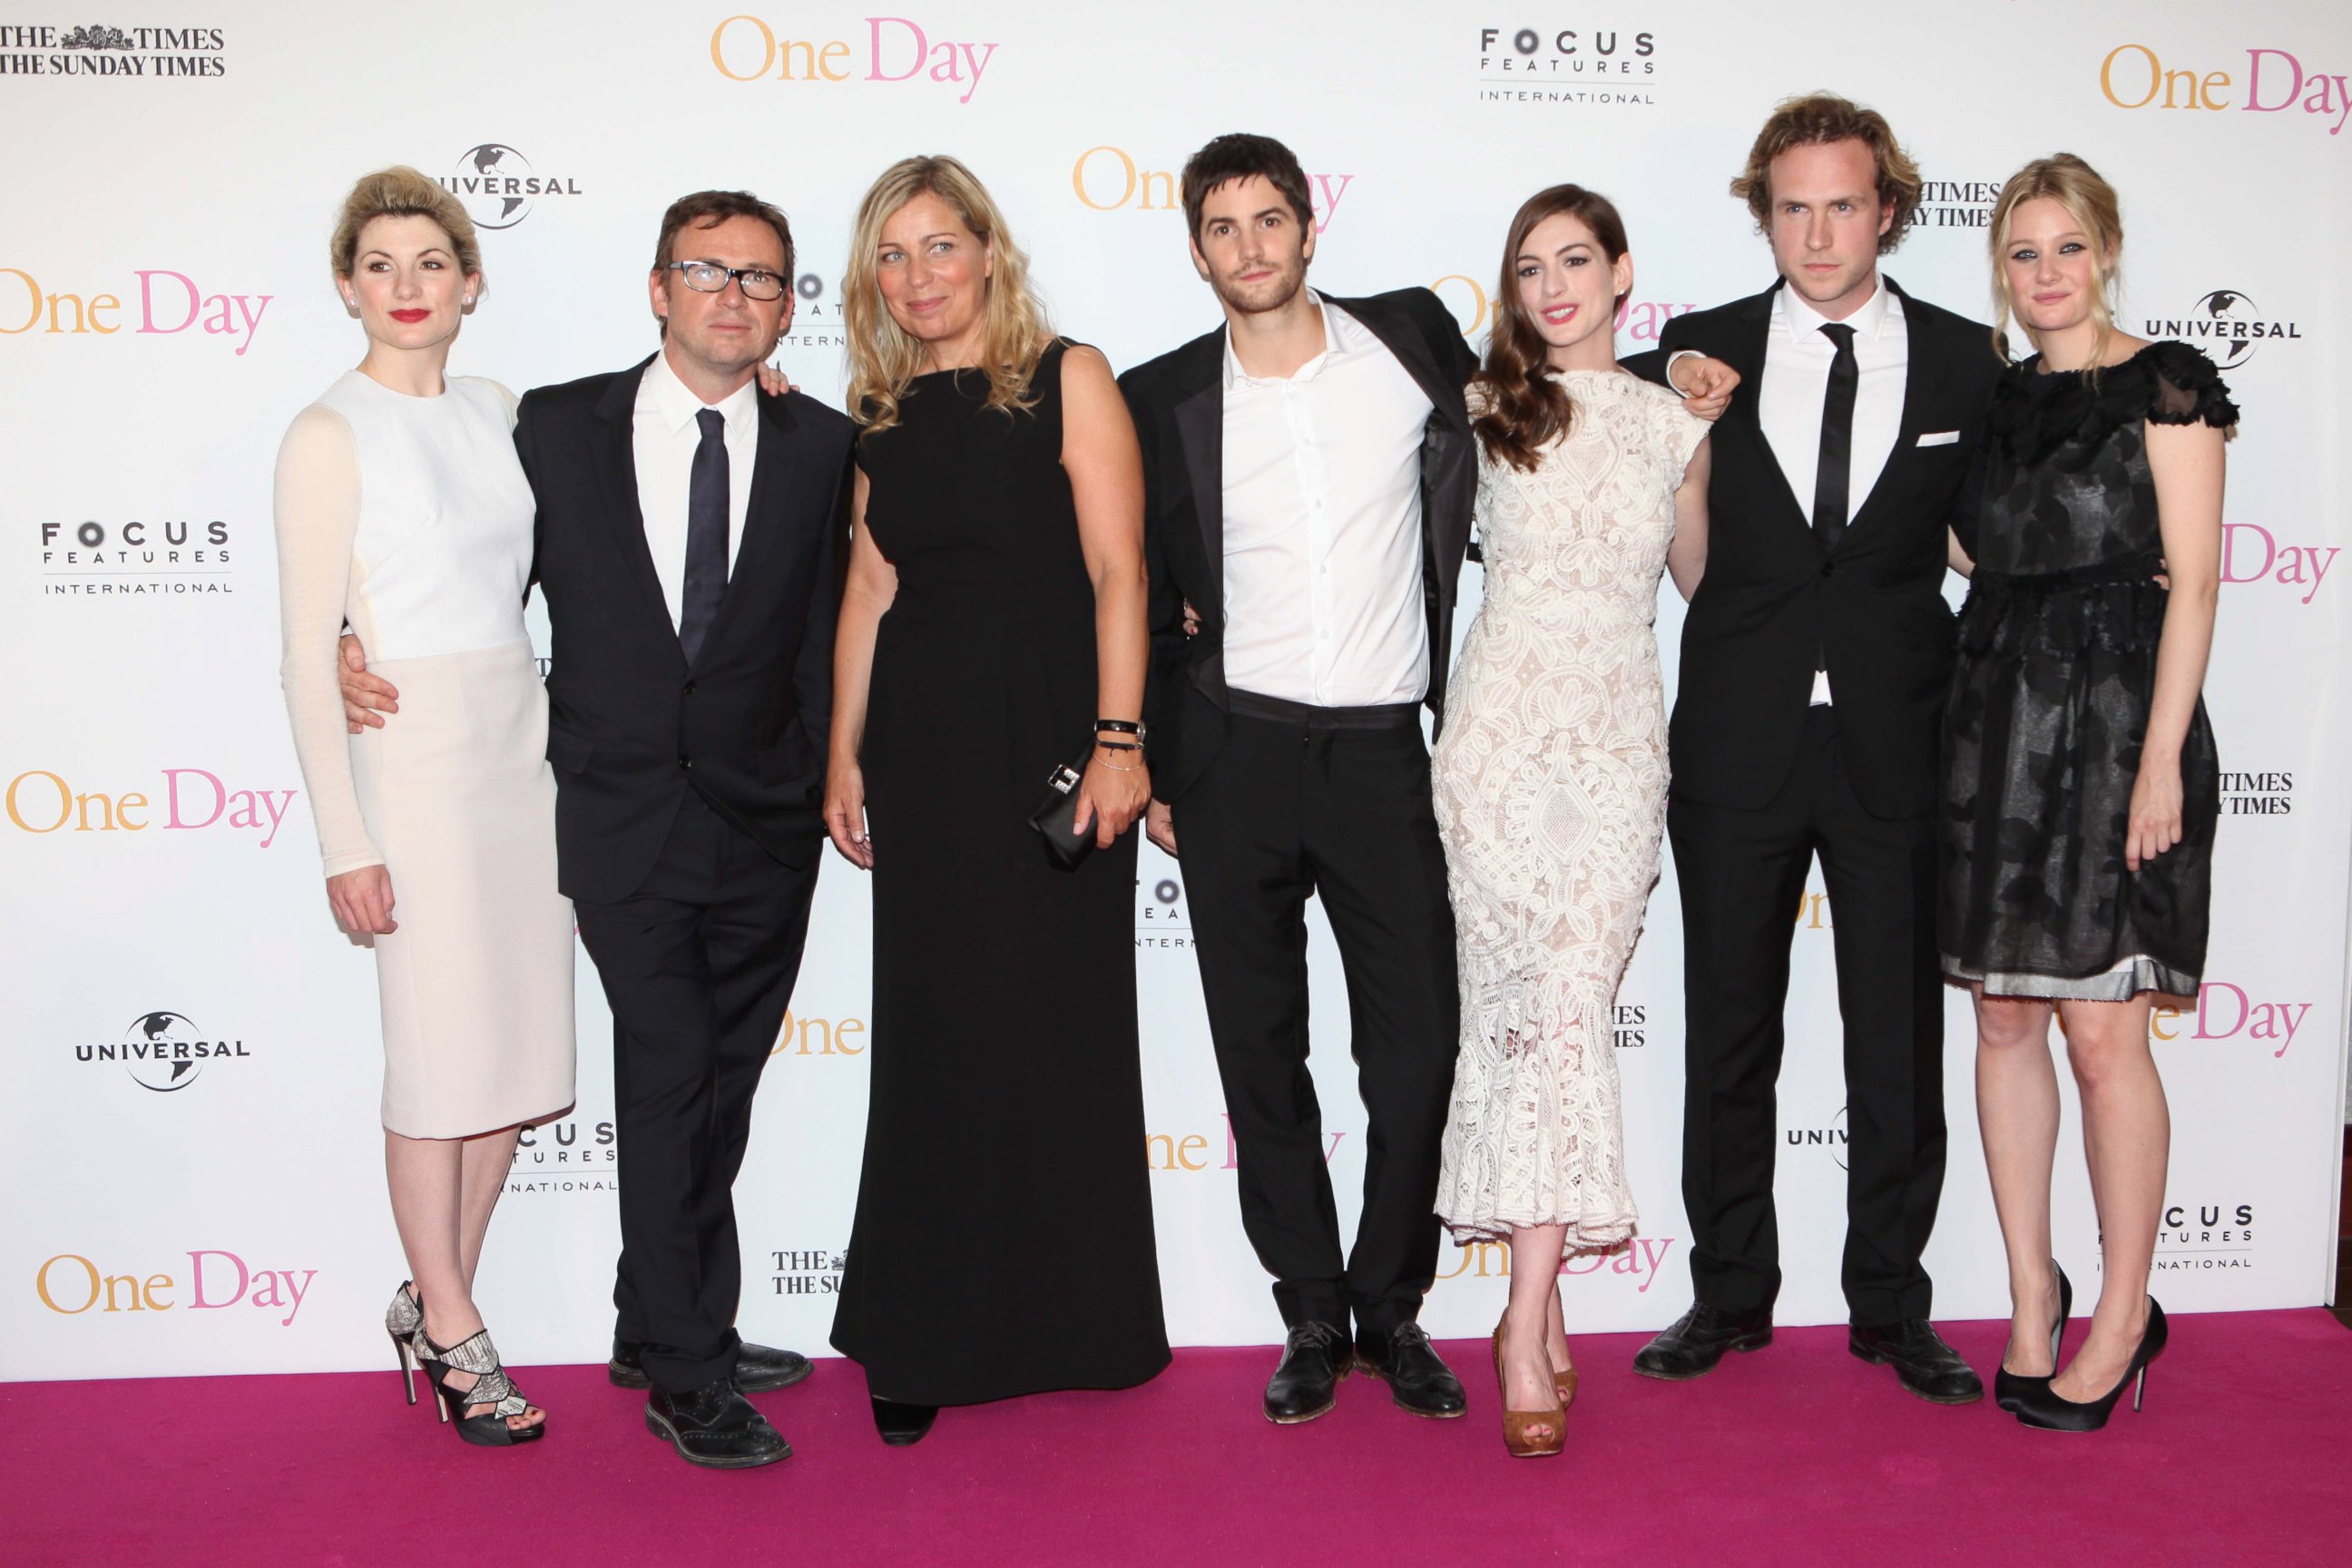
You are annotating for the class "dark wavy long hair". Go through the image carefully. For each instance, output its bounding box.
[1472,184,1631,474]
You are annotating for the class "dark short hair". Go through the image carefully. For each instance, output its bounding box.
[1180,133,1314,243]
[651,190,795,279]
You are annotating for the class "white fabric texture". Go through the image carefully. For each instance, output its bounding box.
[1218,293,1435,708]
[1433,370,1707,1247]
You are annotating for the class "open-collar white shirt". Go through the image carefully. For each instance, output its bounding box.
[1219,291,1435,709]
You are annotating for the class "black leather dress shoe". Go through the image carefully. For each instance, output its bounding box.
[1632,1303,1774,1380]
[871,1396,940,1446]
[610,1338,813,1395]
[643,1377,791,1469]
[1263,1321,1351,1424]
[1354,1322,1466,1419]
[1849,1319,1984,1405]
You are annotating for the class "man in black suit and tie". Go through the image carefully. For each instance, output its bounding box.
[1120,133,1476,1426]
[1626,95,2000,1403]
[344,191,853,1465]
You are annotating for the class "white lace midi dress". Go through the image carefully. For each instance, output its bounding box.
[1432,370,1706,1246]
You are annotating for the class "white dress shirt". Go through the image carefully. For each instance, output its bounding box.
[1761,279,1906,704]
[632,350,758,633]
[1220,293,1435,709]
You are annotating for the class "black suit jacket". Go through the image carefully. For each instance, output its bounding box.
[516,354,855,902]
[1119,288,1480,803]
[1627,279,2000,819]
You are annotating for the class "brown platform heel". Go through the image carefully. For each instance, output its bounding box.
[1493,1321,1566,1458]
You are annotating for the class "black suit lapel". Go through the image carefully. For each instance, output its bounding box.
[1335,291,1472,435]
[698,388,800,659]
[1724,285,1812,536]
[592,357,684,660]
[1172,348,1225,582]
[1840,281,1940,545]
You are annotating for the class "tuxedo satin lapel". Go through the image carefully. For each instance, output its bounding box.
[1174,377,1224,578]
[701,390,801,652]
[592,359,682,652]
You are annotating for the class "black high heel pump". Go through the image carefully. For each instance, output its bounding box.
[2014,1298,2166,1432]
[1993,1262,2073,1413]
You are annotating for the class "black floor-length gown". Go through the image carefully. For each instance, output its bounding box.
[1939,340,2235,1000]
[830,340,1171,1403]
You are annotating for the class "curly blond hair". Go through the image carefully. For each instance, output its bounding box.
[1730,93,1921,255]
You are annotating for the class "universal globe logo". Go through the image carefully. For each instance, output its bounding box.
[439,145,583,231]
[2144,288,2303,368]
[76,1010,251,1093]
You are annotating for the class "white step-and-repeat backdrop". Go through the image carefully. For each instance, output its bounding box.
[5,2,2347,1381]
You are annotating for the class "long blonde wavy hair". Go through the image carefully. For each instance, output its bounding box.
[844,155,1051,436]
[1989,153,2123,373]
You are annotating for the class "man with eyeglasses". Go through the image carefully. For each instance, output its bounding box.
[339,190,855,1468]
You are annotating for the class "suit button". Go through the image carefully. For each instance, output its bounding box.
[1820,563,1836,578]
[679,756,692,769]
[682,681,697,697]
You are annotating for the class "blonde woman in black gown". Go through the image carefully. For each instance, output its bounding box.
[1943,155,2233,1432]
[823,155,1170,1444]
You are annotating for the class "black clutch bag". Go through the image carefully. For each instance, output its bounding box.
[1028,749,1095,870]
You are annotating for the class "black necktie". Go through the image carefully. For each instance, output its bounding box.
[679,407,730,665]
[1812,321,1858,554]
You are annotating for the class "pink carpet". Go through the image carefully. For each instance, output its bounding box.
[5,1311,2346,1565]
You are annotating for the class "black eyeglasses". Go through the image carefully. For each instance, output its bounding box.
[664,260,787,301]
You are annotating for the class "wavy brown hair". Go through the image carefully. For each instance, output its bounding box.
[1471,185,1630,474]
[1730,92,1922,255]
[844,154,1051,437]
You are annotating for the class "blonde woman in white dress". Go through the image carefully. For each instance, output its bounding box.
[1432,185,1721,1456]
[273,168,573,1446]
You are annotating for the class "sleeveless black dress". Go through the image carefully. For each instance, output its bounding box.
[1938,340,2236,1001]
[830,340,1170,1404]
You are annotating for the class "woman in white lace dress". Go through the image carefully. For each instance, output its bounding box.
[1432,186,1717,1455]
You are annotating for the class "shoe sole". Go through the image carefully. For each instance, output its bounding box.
[611,1360,814,1395]
[1632,1328,1774,1381]
[1847,1341,1985,1405]
[642,1406,793,1468]
[1353,1356,1465,1419]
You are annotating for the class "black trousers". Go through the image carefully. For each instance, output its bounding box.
[1667,705,1945,1326]
[1174,703,1458,1337]
[573,796,818,1394]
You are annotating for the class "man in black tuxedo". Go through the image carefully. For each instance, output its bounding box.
[1120,134,1475,1426]
[344,191,852,1465]
[1626,95,2000,1403]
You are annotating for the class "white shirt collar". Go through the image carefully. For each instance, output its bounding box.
[1778,274,1896,342]
[643,347,760,435]
[1222,289,1363,391]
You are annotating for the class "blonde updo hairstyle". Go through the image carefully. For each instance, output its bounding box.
[329,165,484,299]
[1988,153,2122,371]
[843,154,1051,437]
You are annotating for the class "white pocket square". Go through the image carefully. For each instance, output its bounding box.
[1916,430,1961,446]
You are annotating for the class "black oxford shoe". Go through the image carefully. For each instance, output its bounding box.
[610,1338,813,1395]
[1354,1322,1466,1419]
[1849,1318,1984,1405]
[1632,1303,1775,1380]
[643,1377,791,1469]
[1263,1321,1351,1424]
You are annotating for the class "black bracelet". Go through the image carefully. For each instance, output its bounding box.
[1095,739,1142,752]
[1095,719,1145,736]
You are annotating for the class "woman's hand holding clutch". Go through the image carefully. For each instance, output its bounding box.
[1072,744,1151,850]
